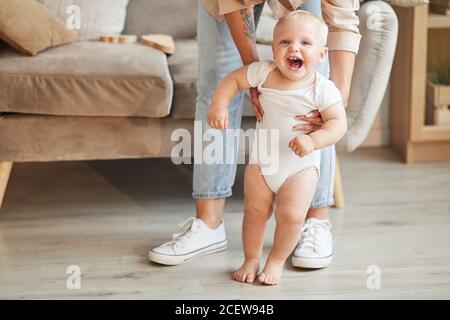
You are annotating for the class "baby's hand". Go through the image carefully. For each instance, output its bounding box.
[208,107,228,129]
[289,135,315,157]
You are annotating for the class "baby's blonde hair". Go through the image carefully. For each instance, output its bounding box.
[273,10,328,47]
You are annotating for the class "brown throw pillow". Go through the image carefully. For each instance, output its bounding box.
[0,0,79,56]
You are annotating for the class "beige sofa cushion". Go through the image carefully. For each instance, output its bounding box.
[0,42,173,118]
[0,113,256,162]
[0,0,79,56]
[39,0,130,41]
[0,113,162,162]
[169,40,273,119]
[124,0,197,39]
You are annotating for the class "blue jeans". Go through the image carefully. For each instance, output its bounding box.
[193,0,335,208]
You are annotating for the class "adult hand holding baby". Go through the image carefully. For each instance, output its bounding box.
[293,110,324,133]
[250,87,264,122]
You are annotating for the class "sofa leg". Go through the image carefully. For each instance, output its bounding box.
[333,156,345,209]
[0,162,13,210]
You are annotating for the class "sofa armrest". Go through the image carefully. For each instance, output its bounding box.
[337,1,398,152]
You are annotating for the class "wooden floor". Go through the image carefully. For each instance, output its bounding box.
[0,148,449,299]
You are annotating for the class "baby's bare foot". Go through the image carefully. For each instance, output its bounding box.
[234,258,260,283]
[258,257,284,285]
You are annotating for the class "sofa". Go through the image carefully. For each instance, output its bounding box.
[0,0,398,209]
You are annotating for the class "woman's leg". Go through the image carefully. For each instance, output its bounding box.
[299,0,334,213]
[259,169,318,285]
[234,164,274,283]
[193,2,265,228]
[149,2,265,265]
[290,0,336,269]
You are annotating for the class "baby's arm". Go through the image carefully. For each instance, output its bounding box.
[289,103,347,157]
[208,66,252,129]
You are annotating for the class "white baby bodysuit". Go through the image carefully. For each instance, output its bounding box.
[247,60,342,193]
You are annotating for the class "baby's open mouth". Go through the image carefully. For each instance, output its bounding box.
[287,57,303,70]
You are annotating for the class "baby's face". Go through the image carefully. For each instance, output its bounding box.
[272,17,327,81]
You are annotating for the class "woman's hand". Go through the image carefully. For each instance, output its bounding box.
[293,110,324,133]
[208,106,228,129]
[250,87,264,122]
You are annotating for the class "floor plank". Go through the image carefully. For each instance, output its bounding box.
[0,148,449,299]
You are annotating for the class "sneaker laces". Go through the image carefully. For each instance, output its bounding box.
[163,217,201,249]
[299,220,331,253]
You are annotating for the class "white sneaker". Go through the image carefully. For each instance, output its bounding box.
[148,217,228,265]
[291,218,334,269]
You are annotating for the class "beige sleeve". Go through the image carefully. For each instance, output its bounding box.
[202,0,265,21]
[322,0,361,53]
[218,0,264,15]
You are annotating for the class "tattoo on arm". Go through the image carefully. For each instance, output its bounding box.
[240,8,256,41]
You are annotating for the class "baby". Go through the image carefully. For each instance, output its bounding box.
[207,10,347,285]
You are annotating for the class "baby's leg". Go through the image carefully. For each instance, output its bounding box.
[259,168,318,285]
[234,164,275,283]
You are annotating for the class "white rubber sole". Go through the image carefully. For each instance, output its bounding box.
[291,253,333,269]
[148,240,228,266]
